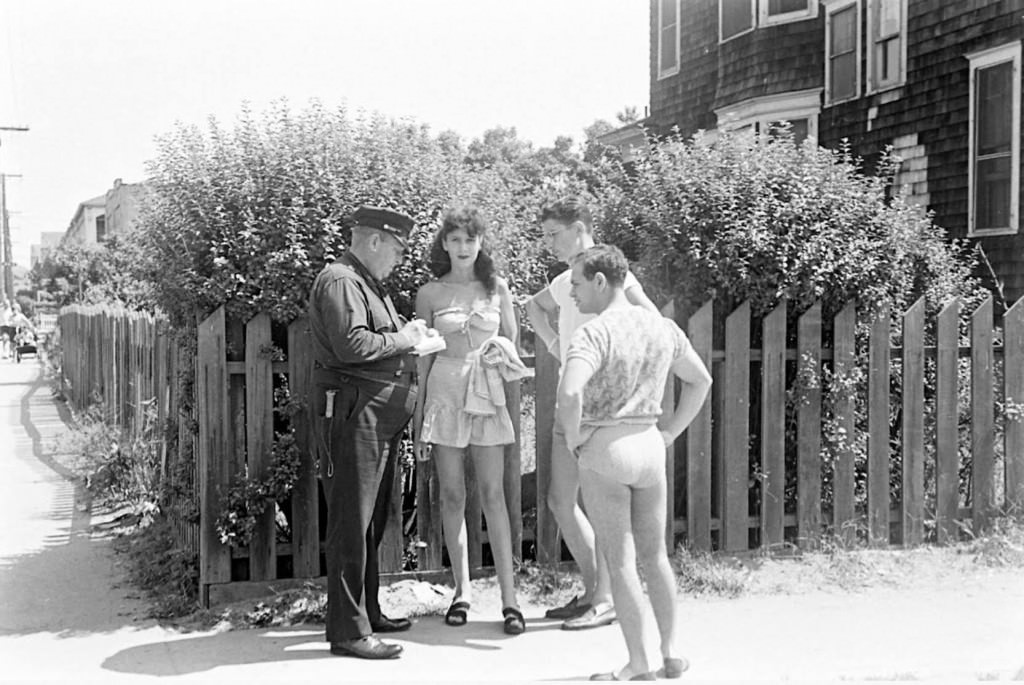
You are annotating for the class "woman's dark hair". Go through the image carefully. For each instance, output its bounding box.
[428,206,498,295]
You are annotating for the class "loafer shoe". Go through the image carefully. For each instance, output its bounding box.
[545,595,592,620]
[330,635,403,659]
[562,603,617,630]
[371,615,412,633]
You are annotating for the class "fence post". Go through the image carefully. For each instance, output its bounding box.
[971,296,994,533]
[245,313,276,580]
[686,300,713,551]
[722,301,750,551]
[534,341,561,566]
[868,304,891,546]
[796,302,822,548]
[197,306,232,604]
[760,300,786,549]
[935,298,960,543]
[287,316,320,578]
[901,298,925,545]
[1005,296,1024,513]
[832,302,857,544]
[505,377,524,564]
[660,301,677,550]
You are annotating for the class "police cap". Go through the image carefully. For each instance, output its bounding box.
[351,206,415,247]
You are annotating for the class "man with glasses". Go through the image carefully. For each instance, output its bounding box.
[526,196,660,630]
[308,205,428,660]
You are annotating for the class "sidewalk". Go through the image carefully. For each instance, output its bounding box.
[1,359,1023,682]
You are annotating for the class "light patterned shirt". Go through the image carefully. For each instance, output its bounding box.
[566,306,692,426]
[547,267,641,364]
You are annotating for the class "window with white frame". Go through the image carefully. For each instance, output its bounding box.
[824,0,860,105]
[968,43,1021,236]
[867,0,907,92]
[714,89,822,145]
[721,0,818,43]
[658,0,680,79]
[760,0,817,27]
[720,0,755,42]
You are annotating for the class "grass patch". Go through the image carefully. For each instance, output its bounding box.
[960,516,1024,567]
[672,546,750,597]
[112,514,200,619]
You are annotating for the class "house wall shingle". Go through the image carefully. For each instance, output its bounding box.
[650,0,1024,304]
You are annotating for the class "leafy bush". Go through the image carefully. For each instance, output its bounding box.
[598,129,983,322]
[138,100,563,330]
[30,237,154,309]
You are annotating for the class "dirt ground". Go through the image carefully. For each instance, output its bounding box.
[3,361,1024,682]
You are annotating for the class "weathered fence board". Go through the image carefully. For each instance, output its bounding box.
[287,316,320,577]
[660,301,677,548]
[534,343,561,565]
[832,302,857,544]
[901,298,926,545]
[1006,299,1024,512]
[245,313,276,581]
[760,301,786,548]
[971,297,994,532]
[935,299,960,544]
[686,300,714,551]
[197,306,232,593]
[868,304,891,546]
[796,302,822,547]
[722,301,750,551]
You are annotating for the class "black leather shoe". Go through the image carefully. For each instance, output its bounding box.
[330,635,403,659]
[371,615,412,633]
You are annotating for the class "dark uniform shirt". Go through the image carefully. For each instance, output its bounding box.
[308,252,412,376]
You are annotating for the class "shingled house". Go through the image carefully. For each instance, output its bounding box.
[627,0,1022,304]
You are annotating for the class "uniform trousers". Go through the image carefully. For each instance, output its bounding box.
[316,376,417,642]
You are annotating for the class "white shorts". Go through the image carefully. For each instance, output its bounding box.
[577,423,664,488]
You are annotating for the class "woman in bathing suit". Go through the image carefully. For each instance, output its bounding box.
[413,206,525,635]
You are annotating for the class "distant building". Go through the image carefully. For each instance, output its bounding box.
[104,178,145,239]
[640,0,1022,302]
[63,194,106,245]
[62,179,146,247]
[30,231,64,267]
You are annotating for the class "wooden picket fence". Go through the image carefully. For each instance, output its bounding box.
[657,294,1024,553]
[58,304,199,558]
[59,294,1024,606]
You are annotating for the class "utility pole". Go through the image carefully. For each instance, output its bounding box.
[0,125,30,301]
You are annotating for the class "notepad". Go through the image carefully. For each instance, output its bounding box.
[413,333,446,356]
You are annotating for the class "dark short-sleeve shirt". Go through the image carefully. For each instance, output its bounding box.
[308,252,410,369]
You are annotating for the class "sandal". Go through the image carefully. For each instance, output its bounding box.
[502,606,526,635]
[656,657,690,679]
[444,600,470,627]
[589,670,655,681]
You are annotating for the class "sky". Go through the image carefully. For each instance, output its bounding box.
[0,0,650,269]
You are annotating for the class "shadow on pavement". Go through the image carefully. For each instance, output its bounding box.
[102,626,329,676]
[0,363,152,637]
[396,613,564,650]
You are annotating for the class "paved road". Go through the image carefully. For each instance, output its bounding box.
[1,358,1023,683]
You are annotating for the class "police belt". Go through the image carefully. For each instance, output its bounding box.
[313,361,416,388]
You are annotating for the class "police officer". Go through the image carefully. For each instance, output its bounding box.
[308,206,428,660]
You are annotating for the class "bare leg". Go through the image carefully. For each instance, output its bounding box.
[547,429,600,603]
[434,446,471,603]
[631,476,679,662]
[471,444,519,609]
[579,467,652,678]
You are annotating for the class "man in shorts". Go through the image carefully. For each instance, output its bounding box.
[525,196,660,630]
[557,244,711,679]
